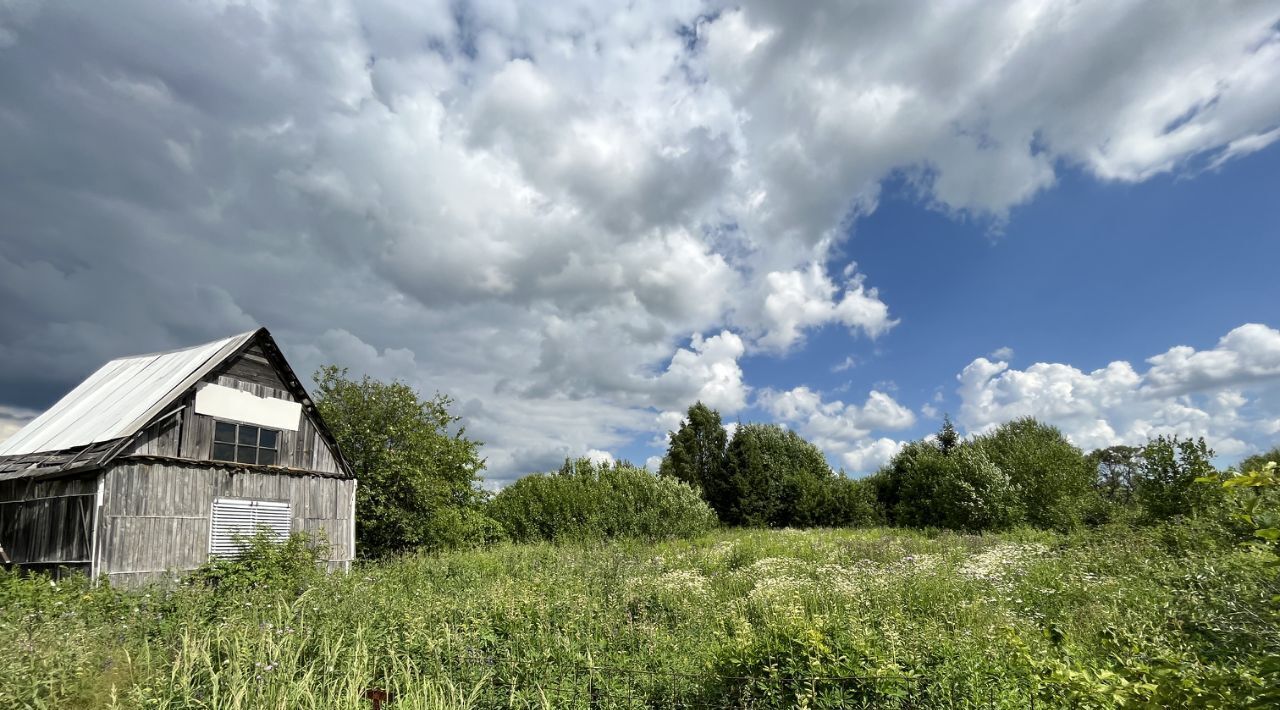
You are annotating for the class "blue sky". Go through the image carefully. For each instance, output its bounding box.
[616,143,1280,471]
[1,1,1278,483]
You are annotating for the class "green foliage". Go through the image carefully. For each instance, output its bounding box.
[824,473,882,527]
[184,530,329,600]
[1088,437,1230,526]
[1216,470,1280,710]
[1221,461,1280,561]
[937,413,959,455]
[658,402,728,501]
[719,423,874,528]
[4,525,1277,708]
[877,419,1229,532]
[975,418,1094,530]
[1134,435,1223,521]
[1087,445,1143,504]
[487,458,718,543]
[313,365,490,558]
[1238,446,1280,477]
[872,438,1022,531]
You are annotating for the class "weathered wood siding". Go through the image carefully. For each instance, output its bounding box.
[132,350,343,476]
[129,413,182,458]
[212,344,293,391]
[97,461,355,586]
[0,475,98,577]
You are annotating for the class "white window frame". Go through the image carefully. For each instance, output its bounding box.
[209,497,292,558]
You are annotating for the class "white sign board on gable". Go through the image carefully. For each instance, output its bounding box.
[194,383,302,431]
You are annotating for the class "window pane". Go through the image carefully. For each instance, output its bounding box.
[258,449,277,466]
[258,429,278,449]
[212,442,236,461]
[236,446,257,464]
[214,421,237,443]
[238,425,259,446]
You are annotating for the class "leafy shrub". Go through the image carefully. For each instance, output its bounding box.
[1133,435,1224,521]
[1220,460,1280,559]
[822,475,882,527]
[872,439,1022,531]
[487,458,718,543]
[424,505,509,549]
[184,530,329,599]
[719,423,875,528]
[975,418,1094,530]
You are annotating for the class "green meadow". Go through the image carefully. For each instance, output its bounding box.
[3,522,1276,709]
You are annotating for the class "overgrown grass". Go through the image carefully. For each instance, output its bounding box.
[2,523,1277,708]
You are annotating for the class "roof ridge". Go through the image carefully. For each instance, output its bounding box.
[107,328,261,361]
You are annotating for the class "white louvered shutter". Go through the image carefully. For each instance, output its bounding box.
[209,498,292,557]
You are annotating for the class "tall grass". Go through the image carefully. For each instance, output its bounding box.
[1,523,1276,708]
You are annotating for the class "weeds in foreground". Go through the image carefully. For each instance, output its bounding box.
[1,524,1276,708]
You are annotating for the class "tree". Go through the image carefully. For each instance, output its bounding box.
[974,418,1093,530]
[1134,435,1222,520]
[937,414,960,455]
[720,423,781,526]
[313,366,489,558]
[1087,445,1143,503]
[719,424,864,528]
[659,402,728,507]
[871,439,1022,532]
[1238,445,1280,475]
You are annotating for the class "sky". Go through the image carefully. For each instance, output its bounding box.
[0,1,1278,485]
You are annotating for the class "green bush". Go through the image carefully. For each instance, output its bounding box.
[719,423,876,528]
[424,505,510,549]
[975,418,1094,530]
[1220,460,1280,559]
[1134,435,1224,521]
[184,530,329,599]
[872,439,1022,531]
[487,458,718,543]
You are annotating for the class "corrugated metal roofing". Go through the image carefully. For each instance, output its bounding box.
[0,331,258,457]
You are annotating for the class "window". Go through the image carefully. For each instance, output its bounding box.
[212,420,279,465]
[209,498,291,557]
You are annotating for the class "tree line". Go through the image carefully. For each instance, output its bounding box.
[313,368,1280,557]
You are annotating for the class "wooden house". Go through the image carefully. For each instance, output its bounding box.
[0,328,356,586]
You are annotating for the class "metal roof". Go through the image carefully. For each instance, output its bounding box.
[0,331,258,457]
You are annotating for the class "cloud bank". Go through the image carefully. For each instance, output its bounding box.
[0,1,1276,479]
[958,324,1280,460]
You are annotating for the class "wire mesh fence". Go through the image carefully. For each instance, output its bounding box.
[375,653,1038,709]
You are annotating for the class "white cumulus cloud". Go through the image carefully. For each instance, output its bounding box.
[957,323,1280,459]
[758,386,916,473]
[0,1,1276,481]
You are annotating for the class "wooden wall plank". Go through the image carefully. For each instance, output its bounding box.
[209,352,294,393]
[127,416,182,458]
[0,475,96,565]
[96,462,354,587]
